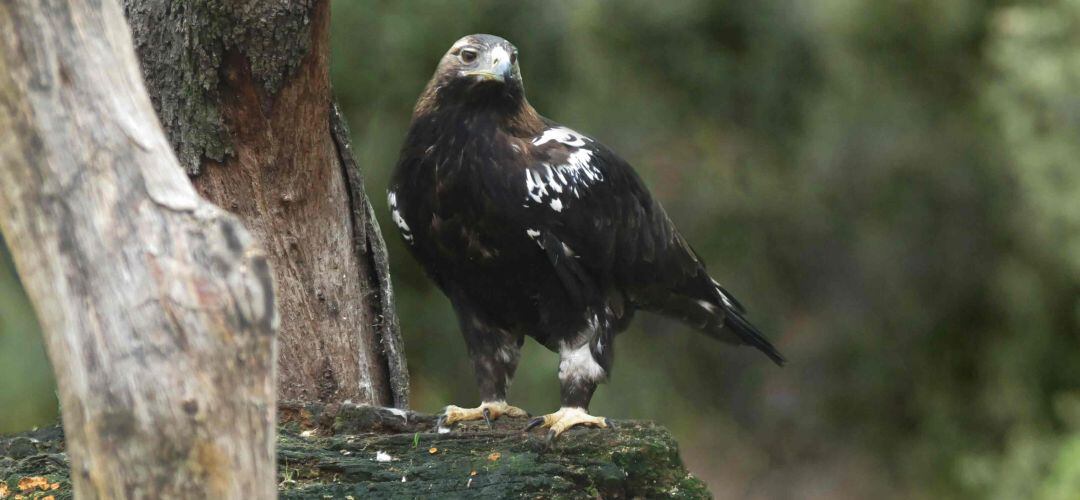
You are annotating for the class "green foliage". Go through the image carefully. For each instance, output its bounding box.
[2,0,1078,496]
[0,236,57,434]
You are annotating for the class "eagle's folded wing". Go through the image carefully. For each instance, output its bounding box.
[510,125,783,365]
[514,126,716,313]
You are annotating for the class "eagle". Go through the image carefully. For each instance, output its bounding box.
[389,34,783,439]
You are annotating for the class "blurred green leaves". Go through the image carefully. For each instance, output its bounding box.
[0,235,57,434]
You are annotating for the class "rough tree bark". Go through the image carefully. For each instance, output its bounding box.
[121,0,409,408]
[0,1,277,498]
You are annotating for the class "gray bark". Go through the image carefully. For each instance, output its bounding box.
[0,1,277,498]
[122,0,409,408]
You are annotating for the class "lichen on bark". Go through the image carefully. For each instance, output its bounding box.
[122,0,317,174]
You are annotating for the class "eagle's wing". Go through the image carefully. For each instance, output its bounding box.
[512,125,783,364]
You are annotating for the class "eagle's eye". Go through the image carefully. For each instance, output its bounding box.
[459,48,478,64]
[510,50,518,64]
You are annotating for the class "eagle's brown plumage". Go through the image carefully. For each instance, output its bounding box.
[389,34,783,438]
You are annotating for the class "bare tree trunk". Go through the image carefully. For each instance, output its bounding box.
[0,1,277,498]
[121,0,409,408]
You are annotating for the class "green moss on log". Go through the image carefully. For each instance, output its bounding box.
[2,404,710,498]
[0,426,71,499]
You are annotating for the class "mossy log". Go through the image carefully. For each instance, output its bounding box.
[1,404,710,499]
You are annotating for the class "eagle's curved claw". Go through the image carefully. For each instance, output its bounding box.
[526,407,610,440]
[545,429,558,445]
[524,416,545,432]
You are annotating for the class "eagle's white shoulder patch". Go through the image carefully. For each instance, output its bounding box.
[525,228,544,248]
[387,191,413,242]
[533,127,589,148]
[525,127,604,210]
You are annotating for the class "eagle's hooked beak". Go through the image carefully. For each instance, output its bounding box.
[463,46,512,83]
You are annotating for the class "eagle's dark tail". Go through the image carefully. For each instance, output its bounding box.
[699,282,785,366]
[718,309,785,366]
[646,280,785,365]
[671,298,785,366]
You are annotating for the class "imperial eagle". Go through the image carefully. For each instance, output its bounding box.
[389,34,784,439]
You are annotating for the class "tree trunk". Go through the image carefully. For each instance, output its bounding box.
[121,0,409,408]
[0,1,277,498]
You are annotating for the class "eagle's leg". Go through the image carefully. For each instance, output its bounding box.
[439,320,528,428]
[525,337,614,440]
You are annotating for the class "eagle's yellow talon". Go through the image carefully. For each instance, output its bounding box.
[440,401,529,427]
[525,407,609,439]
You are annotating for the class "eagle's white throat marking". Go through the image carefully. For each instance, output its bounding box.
[387,191,413,242]
[559,342,605,384]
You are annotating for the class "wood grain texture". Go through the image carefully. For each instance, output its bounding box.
[330,103,410,410]
[0,0,277,498]
[123,0,409,408]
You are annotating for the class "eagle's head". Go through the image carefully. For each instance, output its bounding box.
[440,34,520,86]
[415,34,529,117]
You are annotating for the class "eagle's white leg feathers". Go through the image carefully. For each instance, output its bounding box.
[558,342,606,385]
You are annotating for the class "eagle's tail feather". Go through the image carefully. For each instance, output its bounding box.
[643,283,785,365]
[721,309,785,366]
